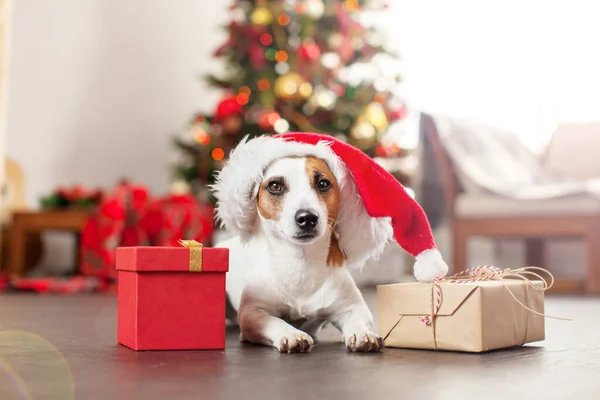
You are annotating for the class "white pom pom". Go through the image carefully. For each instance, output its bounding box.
[413,249,449,282]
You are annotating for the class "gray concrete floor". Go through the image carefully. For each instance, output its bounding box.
[1,291,599,400]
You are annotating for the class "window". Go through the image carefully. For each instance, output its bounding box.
[365,0,600,152]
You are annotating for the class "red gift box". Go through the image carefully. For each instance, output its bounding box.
[116,244,229,351]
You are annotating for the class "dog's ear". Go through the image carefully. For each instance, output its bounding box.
[334,171,393,269]
[211,172,260,243]
[210,137,265,243]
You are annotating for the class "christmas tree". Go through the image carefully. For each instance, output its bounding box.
[173,0,407,199]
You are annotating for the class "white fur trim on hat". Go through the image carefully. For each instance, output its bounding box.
[413,249,449,282]
[210,135,393,268]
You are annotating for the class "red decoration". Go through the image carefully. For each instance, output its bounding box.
[236,92,249,105]
[259,33,272,46]
[0,275,106,294]
[333,84,346,97]
[214,95,243,121]
[116,246,229,350]
[80,181,150,280]
[389,105,407,121]
[45,185,103,208]
[339,36,354,62]
[375,143,402,158]
[258,110,281,130]
[141,194,214,247]
[298,42,321,61]
[57,185,86,202]
[249,44,265,69]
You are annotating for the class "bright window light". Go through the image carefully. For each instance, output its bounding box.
[362,0,600,151]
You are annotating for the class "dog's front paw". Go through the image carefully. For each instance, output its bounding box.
[413,249,448,282]
[277,331,314,353]
[343,329,384,352]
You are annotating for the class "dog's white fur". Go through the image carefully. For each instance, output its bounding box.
[211,136,445,353]
[217,157,382,352]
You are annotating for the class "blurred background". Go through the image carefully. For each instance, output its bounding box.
[1,0,599,294]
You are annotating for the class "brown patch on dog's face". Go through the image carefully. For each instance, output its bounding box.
[327,234,346,267]
[304,157,345,267]
[257,176,286,220]
[304,157,339,219]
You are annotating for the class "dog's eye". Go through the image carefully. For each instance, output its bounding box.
[317,179,331,192]
[267,181,284,194]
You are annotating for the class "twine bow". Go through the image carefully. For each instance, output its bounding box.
[420,265,571,326]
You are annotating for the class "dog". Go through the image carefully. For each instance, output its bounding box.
[212,135,447,353]
[213,152,388,352]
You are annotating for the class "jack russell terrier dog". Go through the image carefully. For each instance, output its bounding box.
[212,134,448,353]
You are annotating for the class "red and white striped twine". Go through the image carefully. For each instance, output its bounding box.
[419,265,559,326]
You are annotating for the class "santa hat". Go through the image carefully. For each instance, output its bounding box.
[211,132,448,282]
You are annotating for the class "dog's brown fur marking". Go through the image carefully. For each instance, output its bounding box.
[327,234,346,267]
[304,157,346,267]
[238,293,274,346]
[257,177,285,220]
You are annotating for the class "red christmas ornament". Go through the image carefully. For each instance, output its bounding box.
[298,42,321,61]
[260,33,272,46]
[214,95,243,122]
[333,84,346,97]
[249,44,265,69]
[389,105,407,121]
[375,143,404,158]
[258,110,281,130]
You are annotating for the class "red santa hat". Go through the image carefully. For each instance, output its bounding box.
[211,132,448,282]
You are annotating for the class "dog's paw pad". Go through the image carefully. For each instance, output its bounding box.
[344,330,384,352]
[277,332,314,353]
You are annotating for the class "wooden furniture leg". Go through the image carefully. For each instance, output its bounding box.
[586,217,600,294]
[452,222,468,274]
[8,215,26,276]
[74,233,82,274]
[526,238,545,268]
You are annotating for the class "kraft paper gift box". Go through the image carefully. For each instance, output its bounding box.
[377,280,545,352]
[116,243,229,351]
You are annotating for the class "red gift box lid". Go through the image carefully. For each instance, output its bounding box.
[116,246,229,273]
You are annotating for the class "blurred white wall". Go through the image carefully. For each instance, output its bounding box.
[0,0,10,203]
[4,0,226,272]
[5,0,226,206]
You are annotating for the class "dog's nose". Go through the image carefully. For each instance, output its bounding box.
[295,210,319,229]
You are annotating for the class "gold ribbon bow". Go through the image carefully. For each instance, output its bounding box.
[178,240,203,272]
